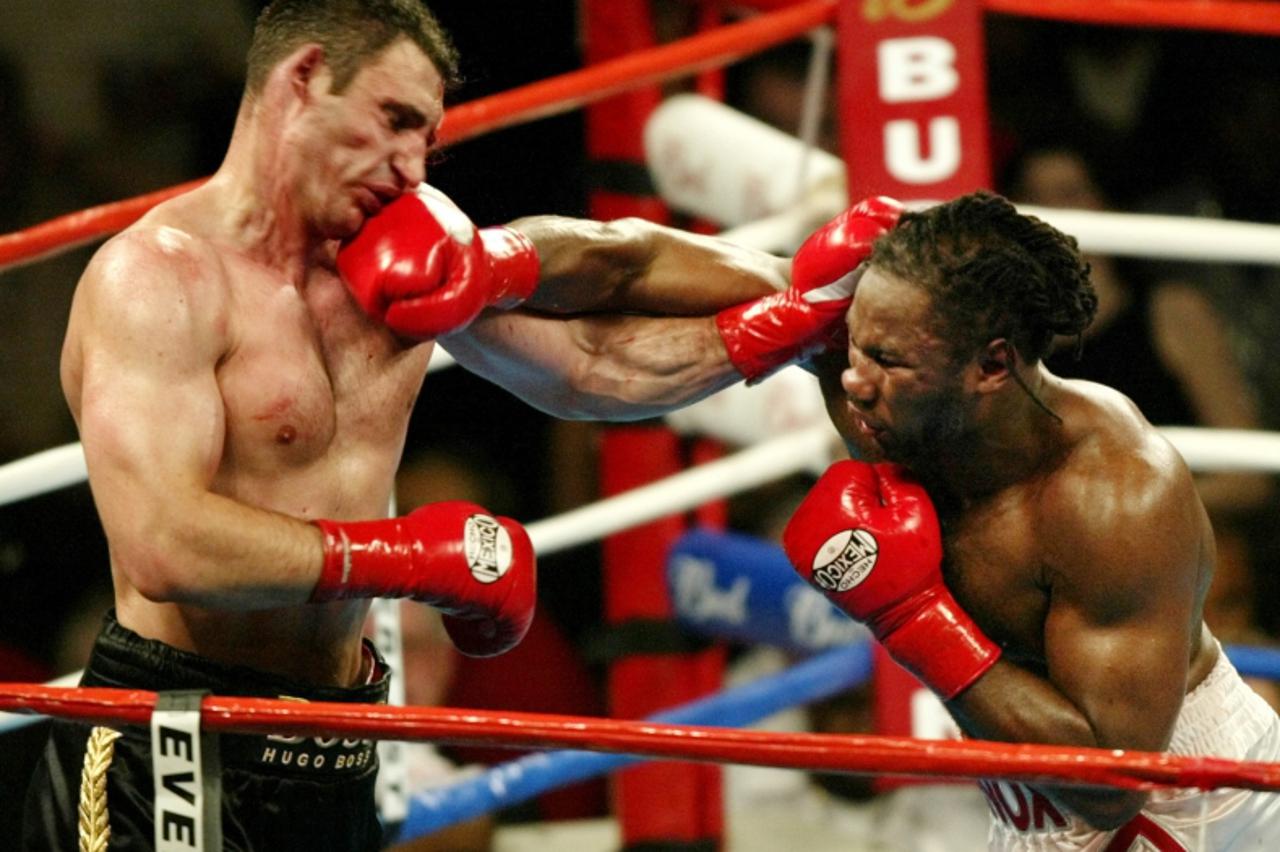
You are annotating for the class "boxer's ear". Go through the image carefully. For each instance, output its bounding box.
[285,44,329,102]
[984,339,1065,423]
[973,338,1012,393]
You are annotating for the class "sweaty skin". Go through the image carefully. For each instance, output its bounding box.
[813,268,1217,829]
[62,38,785,688]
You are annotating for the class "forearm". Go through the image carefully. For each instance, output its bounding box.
[444,311,742,421]
[560,315,742,419]
[512,215,787,315]
[112,490,324,611]
[948,660,1149,829]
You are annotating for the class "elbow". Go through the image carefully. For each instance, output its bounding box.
[586,218,659,281]
[111,510,197,604]
[131,577,181,605]
[117,539,185,604]
[598,216,660,248]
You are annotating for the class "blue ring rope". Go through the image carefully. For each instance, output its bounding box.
[396,640,873,840]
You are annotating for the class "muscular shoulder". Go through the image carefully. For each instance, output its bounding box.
[68,225,234,375]
[1036,382,1206,591]
[81,225,229,328]
[88,224,227,300]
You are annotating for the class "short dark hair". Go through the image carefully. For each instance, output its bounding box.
[869,191,1097,363]
[245,0,459,96]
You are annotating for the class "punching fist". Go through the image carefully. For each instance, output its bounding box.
[337,183,541,339]
[311,502,536,658]
[715,196,903,383]
[783,461,1000,699]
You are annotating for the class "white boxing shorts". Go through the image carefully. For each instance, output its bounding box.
[981,645,1280,851]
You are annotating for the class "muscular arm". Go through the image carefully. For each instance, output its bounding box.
[442,309,743,420]
[442,217,790,419]
[69,231,323,610]
[512,215,789,314]
[946,443,1207,829]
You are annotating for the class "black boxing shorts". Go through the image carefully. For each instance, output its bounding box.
[22,609,390,852]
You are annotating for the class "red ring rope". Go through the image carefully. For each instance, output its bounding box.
[2,0,1276,272]
[439,0,837,147]
[2,0,1276,275]
[3,683,1279,793]
[985,0,1280,37]
[0,179,207,273]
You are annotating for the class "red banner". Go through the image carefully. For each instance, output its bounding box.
[838,0,991,201]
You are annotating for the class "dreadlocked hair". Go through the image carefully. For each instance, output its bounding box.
[869,191,1097,364]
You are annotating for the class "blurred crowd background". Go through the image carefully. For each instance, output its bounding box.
[2,1,1279,847]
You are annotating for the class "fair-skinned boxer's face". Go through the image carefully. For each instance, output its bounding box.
[820,267,975,468]
[292,38,444,239]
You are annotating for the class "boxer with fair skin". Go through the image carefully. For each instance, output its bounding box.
[59,30,801,681]
[788,191,1280,848]
[29,3,901,849]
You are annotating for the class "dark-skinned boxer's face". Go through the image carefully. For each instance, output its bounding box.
[288,38,444,240]
[819,266,976,469]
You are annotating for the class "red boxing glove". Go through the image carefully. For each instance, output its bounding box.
[337,183,541,339]
[715,196,903,383]
[782,460,1000,700]
[311,501,536,658]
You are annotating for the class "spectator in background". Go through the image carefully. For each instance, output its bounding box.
[375,448,502,851]
[1004,144,1280,719]
[1004,144,1273,519]
[719,474,992,851]
[727,40,838,155]
[0,53,80,462]
[384,603,493,852]
[1202,529,1280,712]
[1133,40,1280,477]
[0,1,251,193]
[385,448,607,845]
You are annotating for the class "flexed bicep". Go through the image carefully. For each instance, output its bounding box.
[71,230,232,594]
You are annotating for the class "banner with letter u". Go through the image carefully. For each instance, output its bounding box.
[838,0,991,201]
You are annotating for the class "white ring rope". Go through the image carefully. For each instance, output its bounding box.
[0,427,838,712]
[0,443,88,509]
[527,423,838,555]
[4,425,1279,527]
[1161,428,1280,473]
[9,421,1278,723]
[1013,205,1280,265]
[647,95,1280,264]
[3,101,1280,525]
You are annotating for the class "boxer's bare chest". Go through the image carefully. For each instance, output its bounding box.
[213,259,431,505]
[939,486,1052,664]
